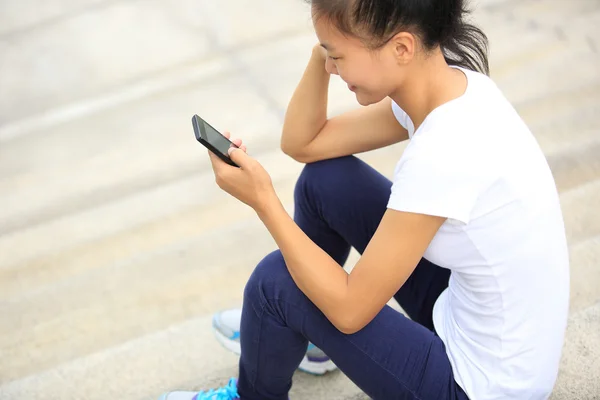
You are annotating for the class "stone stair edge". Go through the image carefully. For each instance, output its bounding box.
[1,183,596,373]
[2,296,598,400]
[0,24,316,144]
[1,0,597,145]
[1,133,598,276]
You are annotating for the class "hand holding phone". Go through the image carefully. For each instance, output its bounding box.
[192,114,278,212]
[192,114,239,167]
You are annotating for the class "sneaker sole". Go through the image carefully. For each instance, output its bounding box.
[213,327,337,375]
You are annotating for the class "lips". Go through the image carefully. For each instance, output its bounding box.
[348,84,357,92]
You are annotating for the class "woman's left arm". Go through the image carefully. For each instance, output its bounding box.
[259,202,445,334]
[209,142,445,334]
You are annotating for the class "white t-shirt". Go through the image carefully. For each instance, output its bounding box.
[387,67,570,400]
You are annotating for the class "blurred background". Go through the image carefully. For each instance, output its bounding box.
[0,0,599,399]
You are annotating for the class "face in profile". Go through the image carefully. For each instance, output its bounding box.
[311,8,414,106]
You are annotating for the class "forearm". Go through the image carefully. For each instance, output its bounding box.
[280,47,330,155]
[257,198,350,331]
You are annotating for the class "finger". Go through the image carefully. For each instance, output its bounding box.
[240,144,247,153]
[208,150,221,169]
[208,149,230,172]
[223,131,231,139]
[231,138,242,148]
[228,146,253,169]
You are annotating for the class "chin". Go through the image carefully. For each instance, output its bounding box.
[355,91,385,107]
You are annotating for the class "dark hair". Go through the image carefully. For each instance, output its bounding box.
[308,0,489,76]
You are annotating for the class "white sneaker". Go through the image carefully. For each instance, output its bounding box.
[212,308,338,375]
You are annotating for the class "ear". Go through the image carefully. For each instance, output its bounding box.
[389,32,415,64]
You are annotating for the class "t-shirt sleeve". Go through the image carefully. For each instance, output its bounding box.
[387,154,484,224]
[391,100,413,134]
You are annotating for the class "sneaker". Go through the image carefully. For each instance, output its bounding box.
[159,377,239,399]
[212,308,338,375]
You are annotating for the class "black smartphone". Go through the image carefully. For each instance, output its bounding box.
[192,114,239,167]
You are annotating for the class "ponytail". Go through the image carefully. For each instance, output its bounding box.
[440,9,490,75]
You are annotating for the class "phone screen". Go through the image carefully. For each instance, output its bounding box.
[195,116,237,156]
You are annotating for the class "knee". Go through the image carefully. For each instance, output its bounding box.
[244,250,296,305]
[294,156,359,201]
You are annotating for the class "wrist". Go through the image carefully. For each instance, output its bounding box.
[255,191,283,220]
[311,44,326,63]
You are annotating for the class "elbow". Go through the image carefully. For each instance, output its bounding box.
[338,324,359,335]
[280,139,296,158]
[335,313,364,335]
[280,141,312,164]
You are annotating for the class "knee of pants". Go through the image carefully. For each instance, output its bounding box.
[243,250,298,308]
[294,156,359,203]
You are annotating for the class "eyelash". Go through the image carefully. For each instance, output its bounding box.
[329,56,340,61]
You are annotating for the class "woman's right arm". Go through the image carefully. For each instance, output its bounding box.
[280,46,408,164]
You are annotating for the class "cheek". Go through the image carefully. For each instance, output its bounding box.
[341,68,373,90]
[352,61,386,87]
[367,65,398,95]
[355,69,388,94]
[337,58,369,84]
[339,58,392,96]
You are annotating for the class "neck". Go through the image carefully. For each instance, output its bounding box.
[390,50,467,131]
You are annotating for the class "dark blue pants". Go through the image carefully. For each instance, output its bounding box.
[237,156,468,400]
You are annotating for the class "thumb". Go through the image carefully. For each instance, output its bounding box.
[228,146,252,168]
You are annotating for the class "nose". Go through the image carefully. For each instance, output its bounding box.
[325,57,339,75]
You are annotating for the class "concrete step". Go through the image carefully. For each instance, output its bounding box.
[535,122,599,156]
[0,151,306,383]
[0,0,594,146]
[1,1,598,398]
[0,0,105,37]
[1,298,598,400]
[0,313,365,400]
[0,150,302,298]
[0,70,282,238]
[2,171,598,385]
[504,0,600,34]
[547,138,600,193]
[495,50,599,107]
[0,0,312,126]
[0,148,393,382]
[516,82,600,130]
[560,10,600,48]
[235,31,364,119]
[0,143,407,300]
[2,126,595,303]
[0,122,596,280]
[1,8,597,248]
[5,68,592,238]
[0,0,588,145]
[0,145,411,302]
[477,4,598,77]
[474,2,563,55]
[0,51,235,143]
[3,97,596,276]
[560,179,600,246]
[0,0,216,125]
[6,0,593,136]
[550,301,600,400]
[480,0,599,26]
[236,10,600,121]
[569,236,600,314]
[0,215,273,383]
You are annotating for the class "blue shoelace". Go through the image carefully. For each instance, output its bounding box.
[194,377,239,400]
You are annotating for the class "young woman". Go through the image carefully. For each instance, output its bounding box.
[160,0,569,399]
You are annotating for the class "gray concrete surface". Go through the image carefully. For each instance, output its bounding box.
[1,0,599,399]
